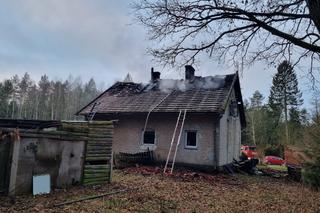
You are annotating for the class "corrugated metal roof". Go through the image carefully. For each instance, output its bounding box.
[77,74,237,115]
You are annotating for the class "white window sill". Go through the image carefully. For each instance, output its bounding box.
[185,146,197,150]
[140,144,157,151]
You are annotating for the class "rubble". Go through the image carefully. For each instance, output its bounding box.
[122,166,243,186]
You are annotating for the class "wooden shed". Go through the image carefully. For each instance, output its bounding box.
[0,120,113,195]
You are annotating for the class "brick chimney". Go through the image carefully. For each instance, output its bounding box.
[185,65,195,80]
[151,67,161,82]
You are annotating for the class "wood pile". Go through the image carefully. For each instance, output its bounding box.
[83,122,113,185]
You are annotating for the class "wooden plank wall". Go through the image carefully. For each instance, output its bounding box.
[58,121,114,185]
[0,139,11,194]
[83,122,113,185]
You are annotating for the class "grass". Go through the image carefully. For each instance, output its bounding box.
[257,164,288,172]
[268,164,288,171]
[1,168,320,212]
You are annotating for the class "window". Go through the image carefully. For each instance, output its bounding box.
[249,146,256,151]
[185,130,197,149]
[143,130,155,144]
[229,100,238,117]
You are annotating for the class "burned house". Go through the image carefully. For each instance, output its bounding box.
[77,66,245,169]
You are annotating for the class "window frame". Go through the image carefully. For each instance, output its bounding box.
[142,129,156,145]
[184,130,198,149]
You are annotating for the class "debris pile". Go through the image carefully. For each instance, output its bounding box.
[166,171,243,186]
[123,166,161,175]
[115,151,155,168]
[122,166,243,186]
[259,168,287,178]
[233,158,259,174]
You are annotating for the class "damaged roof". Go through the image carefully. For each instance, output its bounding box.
[77,72,245,125]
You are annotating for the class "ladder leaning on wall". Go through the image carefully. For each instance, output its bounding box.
[164,109,187,174]
[87,102,100,121]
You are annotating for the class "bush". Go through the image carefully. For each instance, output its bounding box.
[264,144,284,158]
[302,121,320,190]
[302,162,320,191]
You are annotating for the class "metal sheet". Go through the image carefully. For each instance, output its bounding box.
[33,174,50,195]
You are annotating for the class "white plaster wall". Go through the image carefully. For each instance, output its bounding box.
[16,138,85,194]
[218,108,228,166]
[113,113,217,166]
[217,88,241,166]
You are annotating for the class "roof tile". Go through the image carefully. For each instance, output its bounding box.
[78,74,236,115]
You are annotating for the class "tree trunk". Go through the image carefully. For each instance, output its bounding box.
[306,0,320,34]
[35,98,39,120]
[11,99,15,119]
[51,96,54,120]
[251,112,256,145]
[284,92,289,145]
[5,103,9,118]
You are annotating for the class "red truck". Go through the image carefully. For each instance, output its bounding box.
[241,145,258,160]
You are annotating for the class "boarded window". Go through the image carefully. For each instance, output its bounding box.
[185,131,197,148]
[143,131,155,144]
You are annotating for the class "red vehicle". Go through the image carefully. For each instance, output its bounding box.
[241,145,258,160]
[264,156,285,165]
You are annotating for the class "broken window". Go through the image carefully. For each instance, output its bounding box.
[185,130,197,148]
[143,130,155,144]
[229,100,238,117]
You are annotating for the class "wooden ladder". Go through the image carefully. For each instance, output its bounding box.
[164,109,187,174]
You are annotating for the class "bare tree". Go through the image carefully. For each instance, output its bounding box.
[134,0,320,73]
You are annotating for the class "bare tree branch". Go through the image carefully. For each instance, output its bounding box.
[134,0,320,74]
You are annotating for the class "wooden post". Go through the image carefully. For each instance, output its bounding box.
[8,136,21,196]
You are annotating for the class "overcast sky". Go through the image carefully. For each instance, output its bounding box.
[0,0,315,108]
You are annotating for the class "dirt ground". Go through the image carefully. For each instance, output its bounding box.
[1,167,320,213]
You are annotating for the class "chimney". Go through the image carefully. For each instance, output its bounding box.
[151,67,161,82]
[185,65,195,80]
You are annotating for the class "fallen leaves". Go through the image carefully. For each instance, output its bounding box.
[0,166,320,212]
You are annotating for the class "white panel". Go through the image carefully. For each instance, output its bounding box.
[33,174,50,195]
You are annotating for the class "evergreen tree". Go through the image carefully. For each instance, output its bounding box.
[268,60,303,145]
[10,75,20,118]
[19,72,32,118]
[302,99,320,190]
[0,73,103,120]
[84,78,98,105]
[0,80,14,118]
[248,91,264,145]
[26,84,38,119]
[38,75,51,119]
[245,90,279,146]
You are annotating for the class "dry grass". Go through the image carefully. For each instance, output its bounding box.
[1,168,320,213]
